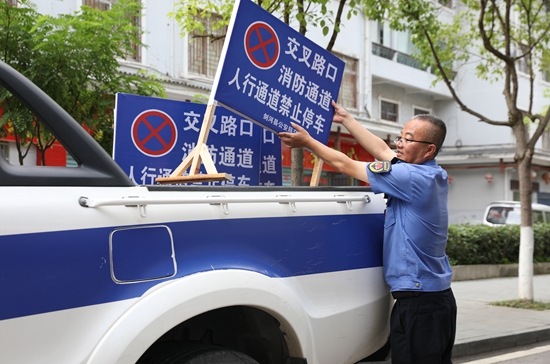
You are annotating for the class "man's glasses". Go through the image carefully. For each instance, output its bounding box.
[394,136,434,145]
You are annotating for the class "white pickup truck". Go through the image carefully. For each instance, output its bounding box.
[0,60,391,364]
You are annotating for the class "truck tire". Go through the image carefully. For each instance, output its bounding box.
[145,344,260,364]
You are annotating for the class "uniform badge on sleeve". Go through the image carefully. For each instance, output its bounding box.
[368,161,392,173]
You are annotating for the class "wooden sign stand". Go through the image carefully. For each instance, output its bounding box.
[309,159,323,186]
[156,104,231,184]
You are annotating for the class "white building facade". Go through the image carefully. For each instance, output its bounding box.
[23,0,550,224]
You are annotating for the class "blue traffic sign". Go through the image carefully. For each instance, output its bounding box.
[214,0,344,145]
[113,93,282,186]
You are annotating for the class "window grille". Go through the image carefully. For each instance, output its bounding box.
[335,54,358,110]
[188,14,226,78]
[83,0,112,11]
[381,100,398,122]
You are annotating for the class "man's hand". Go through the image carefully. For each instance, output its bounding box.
[332,100,352,125]
[278,122,312,149]
[331,100,396,161]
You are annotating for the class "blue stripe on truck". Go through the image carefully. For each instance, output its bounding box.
[0,213,384,320]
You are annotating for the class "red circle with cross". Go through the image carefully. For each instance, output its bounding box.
[244,21,280,70]
[131,109,178,157]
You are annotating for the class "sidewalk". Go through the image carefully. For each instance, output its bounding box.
[360,274,550,363]
[451,274,550,358]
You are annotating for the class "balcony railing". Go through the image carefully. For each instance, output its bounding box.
[372,43,423,71]
[396,52,423,69]
[372,43,396,60]
[372,42,457,79]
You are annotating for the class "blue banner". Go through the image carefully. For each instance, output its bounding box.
[214,0,344,145]
[113,93,282,186]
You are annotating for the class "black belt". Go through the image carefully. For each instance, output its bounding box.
[392,288,451,300]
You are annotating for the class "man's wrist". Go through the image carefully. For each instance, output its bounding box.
[341,117,357,130]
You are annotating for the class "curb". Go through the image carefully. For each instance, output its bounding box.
[452,262,550,281]
[452,328,550,358]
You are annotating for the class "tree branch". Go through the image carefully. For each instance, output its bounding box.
[326,0,346,52]
[526,111,550,150]
[413,12,507,126]
[297,0,306,35]
[479,0,511,65]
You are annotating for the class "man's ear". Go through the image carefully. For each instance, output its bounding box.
[425,144,437,158]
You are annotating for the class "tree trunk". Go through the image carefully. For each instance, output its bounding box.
[291,147,304,186]
[517,149,534,300]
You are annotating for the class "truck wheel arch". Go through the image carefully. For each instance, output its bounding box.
[86,270,310,364]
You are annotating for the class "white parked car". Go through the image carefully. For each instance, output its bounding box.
[483,201,550,226]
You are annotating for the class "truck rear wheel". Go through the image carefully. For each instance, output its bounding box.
[144,344,260,364]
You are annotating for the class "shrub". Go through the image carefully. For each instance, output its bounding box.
[446,224,550,265]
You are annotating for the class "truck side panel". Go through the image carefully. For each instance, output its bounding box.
[0,186,389,364]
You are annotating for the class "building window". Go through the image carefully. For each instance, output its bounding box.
[83,0,112,11]
[413,107,431,115]
[438,0,453,8]
[126,1,142,62]
[188,14,226,78]
[335,53,358,109]
[380,99,399,122]
[372,21,425,71]
[373,21,416,55]
[543,69,550,83]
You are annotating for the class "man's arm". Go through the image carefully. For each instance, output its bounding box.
[279,122,369,183]
[332,101,395,161]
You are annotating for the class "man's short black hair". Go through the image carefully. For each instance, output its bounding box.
[413,114,446,156]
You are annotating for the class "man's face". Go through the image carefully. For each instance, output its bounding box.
[395,118,436,164]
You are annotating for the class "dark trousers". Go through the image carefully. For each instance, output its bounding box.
[390,288,457,364]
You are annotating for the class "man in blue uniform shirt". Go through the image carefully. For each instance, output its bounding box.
[279,101,456,364]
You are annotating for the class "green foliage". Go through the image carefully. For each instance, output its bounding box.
[447,224,550,265]
[170,0,363,39]
[0,0,165,161]
[191,93,209,104]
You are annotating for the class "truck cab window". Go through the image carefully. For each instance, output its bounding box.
[0,84,72,167]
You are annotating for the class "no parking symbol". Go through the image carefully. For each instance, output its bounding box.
[131,109,178,157]
[244,21,280,70]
